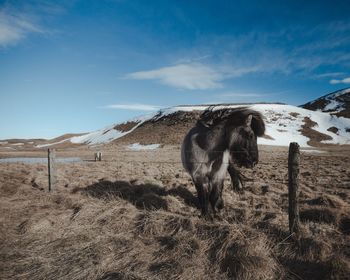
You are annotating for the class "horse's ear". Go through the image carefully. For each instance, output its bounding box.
[245,114,253,127]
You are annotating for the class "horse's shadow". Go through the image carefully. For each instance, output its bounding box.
[72,180,198,210]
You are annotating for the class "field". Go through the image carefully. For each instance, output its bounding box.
[1,145,350,279]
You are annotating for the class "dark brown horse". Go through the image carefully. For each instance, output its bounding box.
[181,107,265,217]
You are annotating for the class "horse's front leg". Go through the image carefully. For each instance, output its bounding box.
[193,177,211,218]
[209,182,224,220]
[209,180,224,217]
[227,164,244,193]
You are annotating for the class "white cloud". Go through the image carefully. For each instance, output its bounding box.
[125,63,224,90]
[104,104,162,111]
[124,63,262,90]
[0,10,43,46]
[330,77,350,84]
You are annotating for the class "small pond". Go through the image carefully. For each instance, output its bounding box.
[0,157,83,164]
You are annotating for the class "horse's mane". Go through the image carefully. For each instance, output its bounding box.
[198,106,265,137]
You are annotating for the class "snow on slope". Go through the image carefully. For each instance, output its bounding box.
[250,104,350,146]
[36,138,69,148]
[70,112,157,145]
[70,125,127,145]
[323,99,345,111]
[66,104,350,147]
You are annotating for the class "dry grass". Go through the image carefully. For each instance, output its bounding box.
[1,145,350,279]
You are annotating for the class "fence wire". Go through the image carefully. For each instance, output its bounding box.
[43,148,349,210]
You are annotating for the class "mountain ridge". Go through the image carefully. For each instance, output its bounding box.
[32,104,350,148]
[300,87,350,118]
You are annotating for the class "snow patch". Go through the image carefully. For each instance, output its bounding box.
[301,149,325,154]
[127,143,160,150]
[324,99,344,112]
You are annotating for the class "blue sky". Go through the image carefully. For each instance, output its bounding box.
[1,0,350,139]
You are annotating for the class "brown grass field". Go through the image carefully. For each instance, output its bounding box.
[1,145,350,279]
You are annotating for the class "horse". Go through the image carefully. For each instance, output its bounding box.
[181,106,265,217]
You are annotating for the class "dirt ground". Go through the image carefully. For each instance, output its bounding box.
[0,145,350,279]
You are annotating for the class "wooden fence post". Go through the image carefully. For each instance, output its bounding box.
[94,152,102,162]
[48,148,56,192]
[288,142,300,237]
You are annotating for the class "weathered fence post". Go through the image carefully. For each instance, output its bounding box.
[94,151,102,162]
[288,142,300,237]
[48,148,56,192]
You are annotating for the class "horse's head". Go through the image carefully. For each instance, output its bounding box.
[227,112,265,168]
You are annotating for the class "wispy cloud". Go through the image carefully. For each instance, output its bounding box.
[0,9,43,47]
[174,54,212,64]
[194,21,350,77]
[314,72,344,78]
[219,92,263,98]
[104,104,162,111]
[124,63,224,90]
[330,77,350,84]
[0,1,65,47]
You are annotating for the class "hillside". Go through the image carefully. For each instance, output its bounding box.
[301,88,350,118]
[0,134,85,152]
[67,104,350,148]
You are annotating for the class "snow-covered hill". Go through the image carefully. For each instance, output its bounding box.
[62,103,350,148]
[301,88,350,118]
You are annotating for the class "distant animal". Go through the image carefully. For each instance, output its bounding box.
[94,152,102,162]
[181,107,265,217]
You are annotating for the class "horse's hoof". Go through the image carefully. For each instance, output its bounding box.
[233,187,244,194]
[200,213,213,221]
